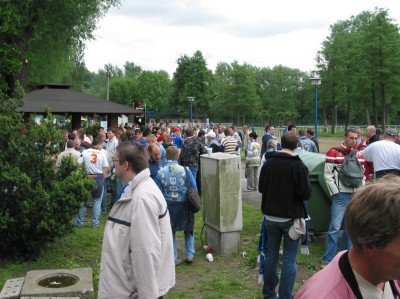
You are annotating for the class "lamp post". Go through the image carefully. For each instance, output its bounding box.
[188,96,194,124]
[310,78,322,139]
[106,70,112,101]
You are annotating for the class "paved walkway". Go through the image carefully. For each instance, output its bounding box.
[240,161,262,206]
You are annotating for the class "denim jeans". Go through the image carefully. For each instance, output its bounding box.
[75,188,103,227]
[107,177,118,207]
[101,185,107,212]
[322,192,352,263]
[263,219,300,299]
[172,230,195,261]
[188,166,198,181]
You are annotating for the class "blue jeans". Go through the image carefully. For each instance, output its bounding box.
[75,188,103,227]
[263,219,300,299]
[172,230,195,261]
[322,192,352,263]
[188,166,198,181]
[107,177,118,206]
[101,185,107,212]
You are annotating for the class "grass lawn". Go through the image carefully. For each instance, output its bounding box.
[0,202,326,298]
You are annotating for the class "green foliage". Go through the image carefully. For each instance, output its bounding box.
[109,77,137,106]
[0,103,95,258]
[317,8,400,128]
[136,70,171,111]
[0,0,121,95]
[171,50,213,117]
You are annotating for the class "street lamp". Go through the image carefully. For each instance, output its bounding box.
[106,70,113,101]
[310,78,322,139]
[188,97,194,124]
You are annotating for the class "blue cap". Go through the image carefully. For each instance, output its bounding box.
[209,122,214,126]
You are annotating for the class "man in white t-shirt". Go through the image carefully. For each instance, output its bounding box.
[361,128,400,178]
[75,138,109,228]
[56,140,80,167]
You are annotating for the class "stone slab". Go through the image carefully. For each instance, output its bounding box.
[20,268,93,299]
[0,277,25,299]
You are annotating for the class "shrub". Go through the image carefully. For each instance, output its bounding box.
[0,104,95,258]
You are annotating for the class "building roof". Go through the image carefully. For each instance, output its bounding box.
[18,84,141,114]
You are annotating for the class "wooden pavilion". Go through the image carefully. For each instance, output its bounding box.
[18,83,141,129]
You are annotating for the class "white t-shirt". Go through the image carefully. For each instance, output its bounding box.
[78,148,109,175]
[107,137,118,159]
[354,271,395,299]
[361,140,400,172]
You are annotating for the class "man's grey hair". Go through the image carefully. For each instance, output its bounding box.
[366,125,376,135]
[346,176,400,251]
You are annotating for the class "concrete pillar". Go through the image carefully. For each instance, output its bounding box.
[200,153,242,255]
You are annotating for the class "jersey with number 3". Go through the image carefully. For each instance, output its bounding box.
[78,148,109,174]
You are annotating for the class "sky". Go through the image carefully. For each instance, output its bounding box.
[84,0,400,77]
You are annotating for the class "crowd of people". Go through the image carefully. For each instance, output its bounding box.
[56,121,248,298]
[257,124,400,299]
[54,121,400,298]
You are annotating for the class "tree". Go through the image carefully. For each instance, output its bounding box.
[0,0,120,96]
[171,50,212,119]
[225,62,260,124]
[317,8,400,129]
[260,110,270,125]
[136,70,171,111]
[124,61,142,79]
[109,77,137,106]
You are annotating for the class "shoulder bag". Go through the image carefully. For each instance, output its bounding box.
[184,167,201,213]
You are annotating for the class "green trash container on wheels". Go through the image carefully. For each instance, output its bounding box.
[297,151,331,233]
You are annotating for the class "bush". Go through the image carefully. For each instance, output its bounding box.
[0,106,95,258]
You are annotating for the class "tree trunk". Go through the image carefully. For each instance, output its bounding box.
[330,81,337,134]
[371,84,378,127]
[365,107,371,125]
[345,84,351,129]
[323,105,328,133]
[331,105,337,134]
[379,42,386,130]
[381,82,386,130]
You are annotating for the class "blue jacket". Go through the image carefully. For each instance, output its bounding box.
[155,160,197,202]
[148,159,162,180]
[299,136,318,153]
[171,134,184,149]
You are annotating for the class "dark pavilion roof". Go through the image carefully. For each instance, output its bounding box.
[18,83,141,114]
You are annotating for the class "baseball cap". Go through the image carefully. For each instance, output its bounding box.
[172,127,180,133]
[384,128,397,138]
[288,218,306,240]
[209,122,214,126]
[206,132,216,138]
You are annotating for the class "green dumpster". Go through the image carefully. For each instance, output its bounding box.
[297,151,331,233]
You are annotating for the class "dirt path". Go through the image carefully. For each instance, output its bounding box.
[318,136,343,154]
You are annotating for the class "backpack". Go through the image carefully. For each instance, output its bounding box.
[334,147,364,188]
